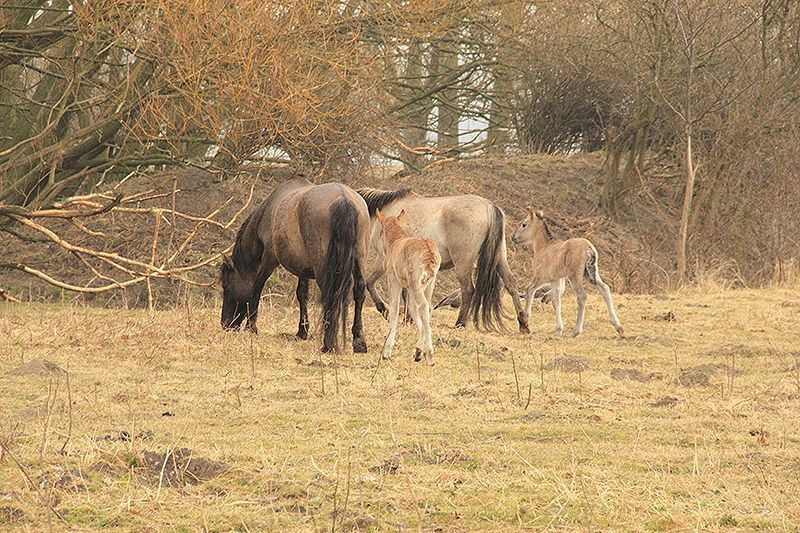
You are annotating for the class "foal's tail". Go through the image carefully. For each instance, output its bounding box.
[320,198,358,352]
[471,205,507,331]
[585,248,599,284]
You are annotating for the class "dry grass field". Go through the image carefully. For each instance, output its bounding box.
[2,286,800,531]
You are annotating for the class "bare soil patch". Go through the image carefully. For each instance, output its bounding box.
[650,396,680,408]
[544,356,589,373]
[610,367,663,383]
[137,448,229,487]
[677,364,742,387]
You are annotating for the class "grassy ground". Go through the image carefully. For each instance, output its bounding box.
[1,286,800,531]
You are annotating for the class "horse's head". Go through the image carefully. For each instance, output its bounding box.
[376,209,406,248]
[511,207,546,245]
[219,253,257,331]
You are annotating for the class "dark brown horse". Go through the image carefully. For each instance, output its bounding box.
[220,176,371,353]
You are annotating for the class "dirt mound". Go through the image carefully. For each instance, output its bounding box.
[677,364,742,387]
[610,367,663,382]
[544,356,589,373]
[138,448,229,487]
[6,358,66,377]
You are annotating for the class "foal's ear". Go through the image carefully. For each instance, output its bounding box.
[534,210,545,219]
[397,209,406,223]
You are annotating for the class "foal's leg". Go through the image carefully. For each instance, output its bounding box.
[352,263,368,353]
[404,288,425,362]
[295,277,310,340]
[410,285,434,365]
[550,279,564,335]
[590,275,625,337]
[382,280,403,360]
[568,277,588,337]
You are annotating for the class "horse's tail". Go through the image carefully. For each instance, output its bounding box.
[584,247,599,285]
[470,205,508,331]
[320,198,358,352]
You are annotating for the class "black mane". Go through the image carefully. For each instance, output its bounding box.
[541,218,554,241]
[356,187,413,216]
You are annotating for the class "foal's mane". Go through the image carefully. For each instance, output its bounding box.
[533,211,555,241]
[357,187,413,216]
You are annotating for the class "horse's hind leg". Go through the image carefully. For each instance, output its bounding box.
[568,277,587,337]
[352,262,368,353]
[365,261,388,317]
[590,275,624,337]
[295,277,310,340]
[454,262,475,329]
[498,252,529,333]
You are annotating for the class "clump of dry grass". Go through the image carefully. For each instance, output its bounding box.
[1,286,800,530]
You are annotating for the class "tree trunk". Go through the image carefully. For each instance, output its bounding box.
[676,127,695,284]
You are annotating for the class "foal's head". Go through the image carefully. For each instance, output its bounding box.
[376,209,407,248]
[219,253,257,331]
[511,207,551,247]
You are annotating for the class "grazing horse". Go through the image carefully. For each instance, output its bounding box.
[510,208,624,338]
[220,176,371,353]
[357,188,528,333]
[376,209,441,364]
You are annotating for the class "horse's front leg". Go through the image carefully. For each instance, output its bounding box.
[295,277,310,340]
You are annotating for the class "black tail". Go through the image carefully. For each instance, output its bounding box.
[470,205,508,331]
[320,199,358,352]
[585,249,598,284]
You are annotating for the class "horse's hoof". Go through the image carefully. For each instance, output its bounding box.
[353,337,368,353]
[296,330,308,340]
[616,326,625,338]
[414,348,423,362]
[453,322,466,330]
[519,325,530,334]
[569,330,581,338]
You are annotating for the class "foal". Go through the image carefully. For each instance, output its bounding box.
[377,209,442,364]
[511,208,624,337]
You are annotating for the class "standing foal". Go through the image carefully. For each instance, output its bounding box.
[511,208,624,338]
[377,209,442,364]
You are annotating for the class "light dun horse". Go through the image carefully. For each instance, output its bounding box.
[220,176,371,353]
[377,209,442,364]
[357,188,529,333]
[511,208,624,338]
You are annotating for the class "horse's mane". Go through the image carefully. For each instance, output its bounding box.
[541,218,554,241]
[534,212,555,241]
[356,187,413,216]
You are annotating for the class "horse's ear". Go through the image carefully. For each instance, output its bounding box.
[221,253,236,272]
[376,209,385,222]
[535,210,544,219]
[397,209,406,223]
